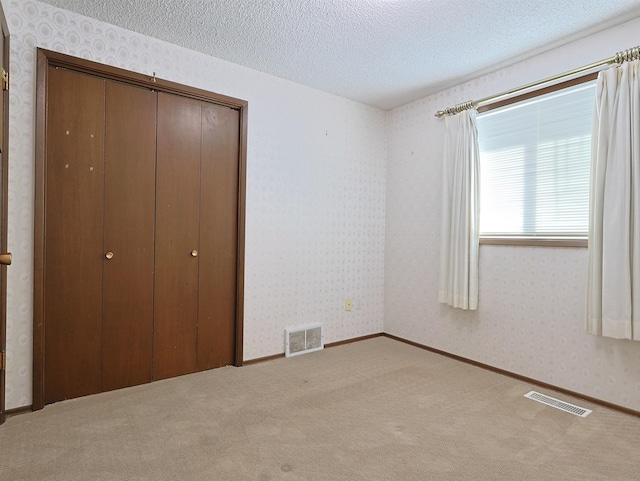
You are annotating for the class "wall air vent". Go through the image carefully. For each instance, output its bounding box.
[285,324,324,357]
[524,391,592,417]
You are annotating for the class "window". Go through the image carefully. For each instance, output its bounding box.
[477,78,596,243]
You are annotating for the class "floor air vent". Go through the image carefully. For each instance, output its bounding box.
[285,324,323,357]
[524,391,592,417]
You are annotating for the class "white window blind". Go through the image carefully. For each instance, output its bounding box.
[477,81,596,238]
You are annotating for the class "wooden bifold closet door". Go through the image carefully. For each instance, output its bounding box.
[44,68,106,403]
[102,81,157,392]
[154,93,239,379]
[44,69,157,403]
[154,93,201,380]
[39,54,243,406]
[197,101,240,371]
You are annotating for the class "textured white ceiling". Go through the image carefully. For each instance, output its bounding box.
[37,0,640,109]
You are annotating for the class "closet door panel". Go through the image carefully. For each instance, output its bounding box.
[154,93,201,380]
[44,68,105,403]
[102,82,157,392]
[197,104,239,370]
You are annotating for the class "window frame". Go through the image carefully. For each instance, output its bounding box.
[477,72,597,248]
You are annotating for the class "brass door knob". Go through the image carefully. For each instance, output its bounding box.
[191,250,198,257]
[0,252,11,265]
[105,251,114,260]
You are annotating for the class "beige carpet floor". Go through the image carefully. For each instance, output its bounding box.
[1,337,639,480]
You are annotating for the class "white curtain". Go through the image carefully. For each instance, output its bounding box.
[587,59,640,340]
[439,109,480,310]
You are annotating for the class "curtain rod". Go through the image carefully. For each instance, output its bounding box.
[434,46,640,118]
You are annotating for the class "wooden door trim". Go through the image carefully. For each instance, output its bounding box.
[236,102,248,367]
[32,50,46,412]
[0,2,9,425]
[33,49,247,410]
[38,49,246,109]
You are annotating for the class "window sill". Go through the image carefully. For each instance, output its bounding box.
[479,237,588,248]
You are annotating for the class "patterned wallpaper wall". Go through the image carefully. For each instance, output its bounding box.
[3,0,386,409]
[385,17,640,411]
